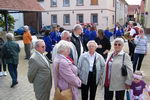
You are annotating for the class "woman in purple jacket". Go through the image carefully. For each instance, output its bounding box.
[52,40,81,100]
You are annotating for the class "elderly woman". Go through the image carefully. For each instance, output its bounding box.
[78,40,105,100]
[52,40,81,100]
[104,38,133,100]
[133,28,148,72]
[2,33,20,88]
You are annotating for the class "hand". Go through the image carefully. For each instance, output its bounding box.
[125,84,130,89]
[98,45,102,48]
[103,50,109,55]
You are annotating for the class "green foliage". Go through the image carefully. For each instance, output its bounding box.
[0,14,15,31]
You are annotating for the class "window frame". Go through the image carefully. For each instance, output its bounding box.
[91,0,98,5]
[91,13,98,24]
[63,0,70,7]
[77,14,84,23]
[51,0,57,7]
[51,14,57,24]
[63,14,70,25]
[76,0,84,6]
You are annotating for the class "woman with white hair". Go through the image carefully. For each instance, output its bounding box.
[104,38,133,100]
[133,28,148,72]
[2,33,20,88]
[52,40,81,100]
[78,40,105,100]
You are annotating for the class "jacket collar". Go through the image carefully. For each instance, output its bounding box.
[58,54,72,64]
[114,50,125,56]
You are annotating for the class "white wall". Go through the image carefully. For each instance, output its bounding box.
[40,0,115,30]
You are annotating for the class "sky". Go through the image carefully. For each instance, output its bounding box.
[125,0,142,5]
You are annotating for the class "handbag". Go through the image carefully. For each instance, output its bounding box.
[53,64,73,100]
[121,53,128,76]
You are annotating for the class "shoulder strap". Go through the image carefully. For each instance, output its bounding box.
[122,53,125,65]
[55,63,59,88]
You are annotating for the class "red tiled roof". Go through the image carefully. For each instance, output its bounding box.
[0,0,44,12]
[128,5,140,15]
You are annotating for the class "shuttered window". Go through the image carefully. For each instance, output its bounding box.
[91,0,98,5]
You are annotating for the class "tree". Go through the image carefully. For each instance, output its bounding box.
[0,14,15,31]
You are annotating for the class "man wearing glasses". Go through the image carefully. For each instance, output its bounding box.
[28,40,52,100]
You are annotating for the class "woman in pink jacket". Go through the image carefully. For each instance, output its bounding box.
[52,40,81,100]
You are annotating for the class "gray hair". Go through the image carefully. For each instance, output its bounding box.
[6,33,14,40]
[73,24,83,31]
[61,30,72,38]
[113,38,124,46]
[57,40,71,54]
[35,39,44,49]
[87,40,98,48]
[24,25,29,31]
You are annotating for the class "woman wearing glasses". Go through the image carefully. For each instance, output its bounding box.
[104,38,133,100]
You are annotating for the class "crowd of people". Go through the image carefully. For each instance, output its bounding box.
[0,21,150,100]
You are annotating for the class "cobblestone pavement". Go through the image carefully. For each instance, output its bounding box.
[0,40,150,100]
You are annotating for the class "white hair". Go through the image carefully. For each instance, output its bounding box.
[73,24,83,31]
[35,39,44,48]
[57,40,71,54]
[113,38,124,46]
[24,25,29,30]
[61,30,72,38]
[87,40,98,48]
[6,33,14,40]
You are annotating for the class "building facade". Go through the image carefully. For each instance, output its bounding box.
[39,0,116,30]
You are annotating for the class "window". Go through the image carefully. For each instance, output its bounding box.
[51,0,57,7]
[77,0,83,6]
[38,0,44,2]
[51,15,57,24]
[77,14,84,23]
[91,0,98,5]
[63,0,70,6]
[112,15,115,24]
[63,14,70,24]
[91,14,98,24]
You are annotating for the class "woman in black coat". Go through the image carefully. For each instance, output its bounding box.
[95,29,111,59]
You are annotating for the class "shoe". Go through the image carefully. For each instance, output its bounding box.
[3,72,7,76]
[0,72,3,77]
[10,82,18,88]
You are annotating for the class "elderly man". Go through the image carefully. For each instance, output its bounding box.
[28,40,52,100]
[71,24,85,59]
[52,30,78,65]
[23,25,32,60]
[2,33,20,88]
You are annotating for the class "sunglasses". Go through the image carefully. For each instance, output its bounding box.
[114,43,121,46]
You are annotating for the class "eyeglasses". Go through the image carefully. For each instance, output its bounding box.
[88,46,96,48]
[40,46,45,48]
[114,43,121,46]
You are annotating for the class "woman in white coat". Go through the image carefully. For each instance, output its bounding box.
[104,38,133,100]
